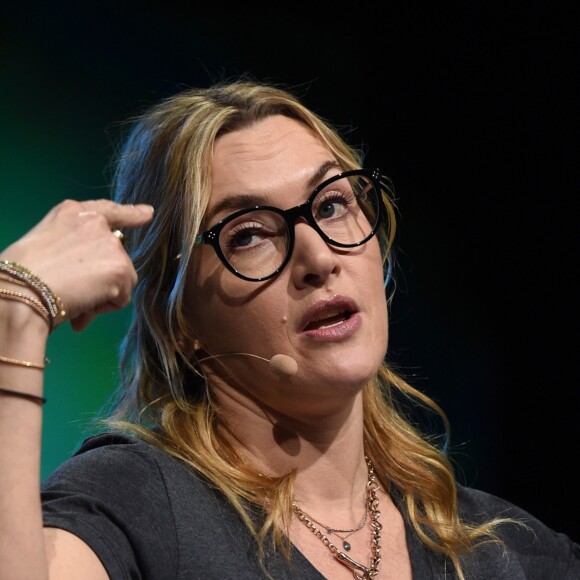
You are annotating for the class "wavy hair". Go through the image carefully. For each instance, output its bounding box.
[105,79,510,579]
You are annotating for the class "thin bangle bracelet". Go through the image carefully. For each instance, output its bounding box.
[0,387,46,405]
[0,355,47,370]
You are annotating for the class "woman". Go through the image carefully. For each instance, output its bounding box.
[0,80,578,579]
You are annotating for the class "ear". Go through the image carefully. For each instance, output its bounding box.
[192,337,204,352]
[177,336,205,354]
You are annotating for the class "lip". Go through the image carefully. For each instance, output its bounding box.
[299,295,361,341]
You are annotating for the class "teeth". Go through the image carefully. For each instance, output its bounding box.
[318,319,343,329]
[311,308,344,323]
[306,309,350,330]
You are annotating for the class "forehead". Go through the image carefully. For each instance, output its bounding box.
[209,115,335,209]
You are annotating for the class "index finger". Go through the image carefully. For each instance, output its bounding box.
[76,199,155,229]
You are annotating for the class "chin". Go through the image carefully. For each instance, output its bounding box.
[314,355,381,391]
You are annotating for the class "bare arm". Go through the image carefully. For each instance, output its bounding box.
[0,199,153,580]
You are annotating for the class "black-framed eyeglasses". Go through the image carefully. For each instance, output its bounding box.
[194,168,386,282]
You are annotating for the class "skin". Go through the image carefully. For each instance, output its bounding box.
[0,117,410,579]
[185,115,412,579]
[187,115,388,418]
[0,200,153,579]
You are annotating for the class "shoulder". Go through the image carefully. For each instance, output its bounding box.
[456,483,571,536]
[43,431,216,512]
[43,433,309,578]
[65,430,174,465]
[455,484,533,522]
[44,432,189,491]
[41,432,211,579]
[42,433,275,578]
[456,484,580,579]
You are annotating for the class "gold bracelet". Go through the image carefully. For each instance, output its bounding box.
[0,355,47,370]
[0,273,27,287]
[0,386,46,405]
[0,288,51,325]
[0,261,66,331]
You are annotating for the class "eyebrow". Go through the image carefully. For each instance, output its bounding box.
[205,160,342,225]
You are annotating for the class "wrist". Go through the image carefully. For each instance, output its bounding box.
[0,298,50,341]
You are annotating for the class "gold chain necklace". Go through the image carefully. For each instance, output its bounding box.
[292,457,382,579]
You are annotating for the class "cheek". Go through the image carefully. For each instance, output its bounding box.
[360,242,389,340]
[357,239,387,289]
[202,301,288,360]
[184,253,229,346]
[187,262,288,353]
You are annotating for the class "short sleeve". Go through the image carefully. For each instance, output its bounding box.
[41,434,179,580]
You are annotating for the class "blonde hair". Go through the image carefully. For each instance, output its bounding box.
[107,79,510,579]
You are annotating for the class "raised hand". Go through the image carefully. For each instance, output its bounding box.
[0,199,154,332]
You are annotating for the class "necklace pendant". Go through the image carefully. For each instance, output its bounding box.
[343,540,351,551]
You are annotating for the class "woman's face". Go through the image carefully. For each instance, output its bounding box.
[186,115,388,416]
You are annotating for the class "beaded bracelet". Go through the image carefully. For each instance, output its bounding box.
[0,261,66,331]
[0,288,51,326]
[0,387,46,405]
[0,273,27,286]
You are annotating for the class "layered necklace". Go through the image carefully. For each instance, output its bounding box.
[292,457,382,579]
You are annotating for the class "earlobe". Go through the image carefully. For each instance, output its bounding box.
[176,336,205,355]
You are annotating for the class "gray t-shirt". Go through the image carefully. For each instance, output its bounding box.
[41,433,580,579]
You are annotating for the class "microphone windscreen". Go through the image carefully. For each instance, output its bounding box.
[269,354,298,377]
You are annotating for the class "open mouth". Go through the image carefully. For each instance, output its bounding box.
[304,309,352,331]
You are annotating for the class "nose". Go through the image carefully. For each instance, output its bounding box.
[289,220,341,288]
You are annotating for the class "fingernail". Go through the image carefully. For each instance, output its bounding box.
[137,204,155,214]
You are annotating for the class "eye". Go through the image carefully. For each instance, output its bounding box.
[221,211,285,253]
[224,222,270,249]
[315,190,355,221]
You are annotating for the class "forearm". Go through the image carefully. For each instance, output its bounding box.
[0,198,152,578]
[0,298,50,580]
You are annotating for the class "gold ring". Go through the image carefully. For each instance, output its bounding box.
[112,229,125,244]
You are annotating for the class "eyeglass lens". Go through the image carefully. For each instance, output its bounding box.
[218,173,380,280]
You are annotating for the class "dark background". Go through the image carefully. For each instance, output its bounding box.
[1,2,578,541]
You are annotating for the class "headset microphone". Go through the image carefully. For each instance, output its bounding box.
[197,352,298,377]
[268,354,299,377]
